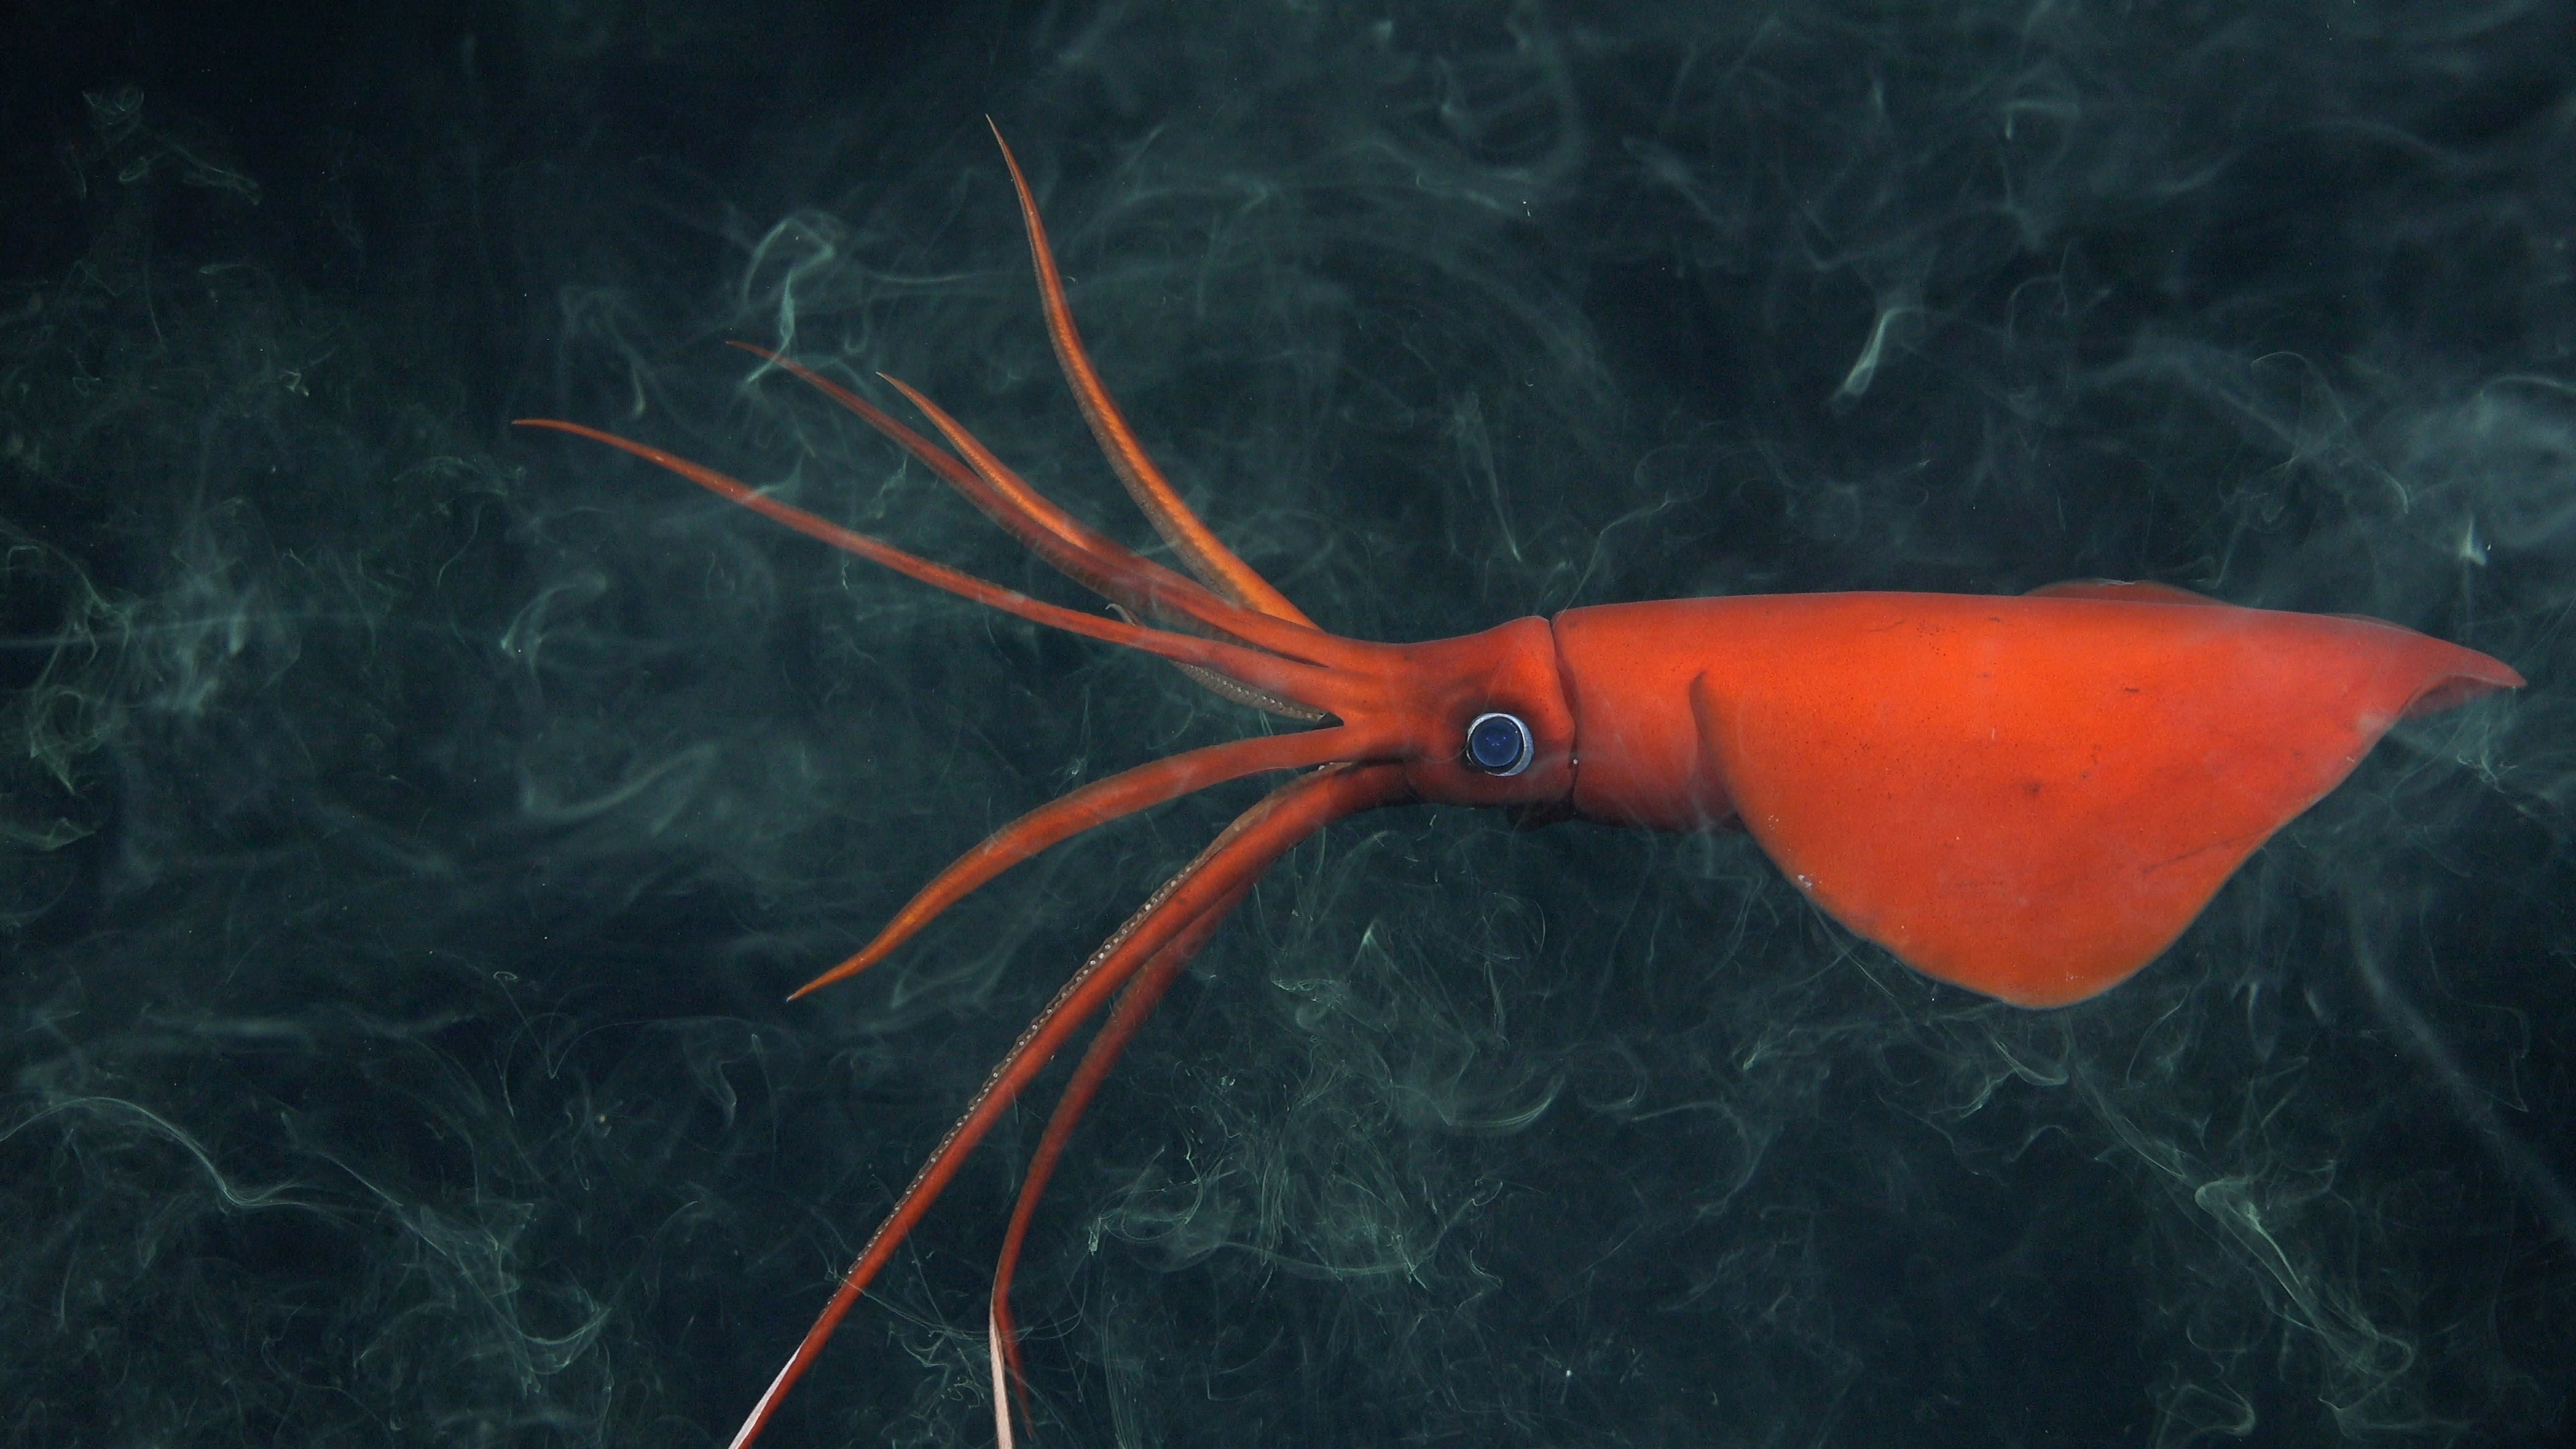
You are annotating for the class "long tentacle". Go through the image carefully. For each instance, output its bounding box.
[512,419,1367,716]
[988,123,1318,629]
[987,871,1253,1414]
[727,343,1228,629]
[732,348,1346,718]
[722,762,1410,1449]
[872,372,1370,674]
[790,726,1360,998]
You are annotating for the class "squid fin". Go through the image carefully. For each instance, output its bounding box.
[1691,595,2521,1008]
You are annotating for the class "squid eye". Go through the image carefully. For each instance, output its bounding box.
[1464,711,1534,777]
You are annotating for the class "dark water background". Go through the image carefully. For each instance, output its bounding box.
[5,3,2573,1445]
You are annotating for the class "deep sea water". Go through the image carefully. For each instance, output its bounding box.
[4,3,2571,1444]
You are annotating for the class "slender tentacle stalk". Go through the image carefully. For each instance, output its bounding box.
[985,870,1254,1419]
[721,763,1409,1449]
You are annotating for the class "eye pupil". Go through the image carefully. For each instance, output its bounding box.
[1465,712,1534,776]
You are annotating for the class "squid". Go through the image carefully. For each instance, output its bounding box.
[517,129,2523,1446]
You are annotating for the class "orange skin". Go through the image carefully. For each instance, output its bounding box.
[517,127,2523,1447]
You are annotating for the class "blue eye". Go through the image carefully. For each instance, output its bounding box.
[1464,712,1534,776]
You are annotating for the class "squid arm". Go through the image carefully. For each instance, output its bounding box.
[715,764,1406,1449]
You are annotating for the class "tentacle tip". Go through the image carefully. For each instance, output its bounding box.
[513,418,611,445]
[787,955,873,1000]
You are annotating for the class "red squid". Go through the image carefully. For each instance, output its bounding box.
[517,129,2523,1446]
